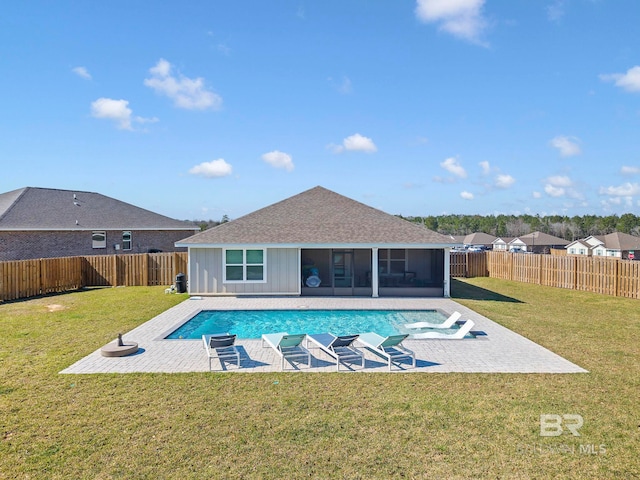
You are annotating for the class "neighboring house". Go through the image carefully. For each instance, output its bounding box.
[508,232,569,254]
[460,232,497,251]
[0,187,199,261]
[492,237,514,251]
[175,186,457,298]
[567,232,640,259]
[565,240,592,256]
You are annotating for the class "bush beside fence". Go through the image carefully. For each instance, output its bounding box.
[0,252,187,302]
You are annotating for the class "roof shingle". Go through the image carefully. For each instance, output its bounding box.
[0,187,198,231]
[178,186,455,246]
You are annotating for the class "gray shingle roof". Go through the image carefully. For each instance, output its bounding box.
[0,187,199,231]
[463,232,497,244]
[597,232,640,251]
[514,231,569,246]
[178,186,455,246]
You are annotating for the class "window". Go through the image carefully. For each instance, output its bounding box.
[224,249,265,282]
[122,231,132,251]
[92,231,106,249]
[378,249,407,275]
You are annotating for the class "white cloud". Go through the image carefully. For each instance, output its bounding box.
[460,191,474,200]
[90,98,157,131]
[621,165,640,175]
[547,0,566,22]
[415,0,488,45]
[495,174,515,188]
[600,66,640,93]
[91,98,133,130]
[543,175,574,198]
[328,76,352,94]
[72,66,91,80]
[188,159,233,178]
[440,157,467,178]
[550,135,581,157]
[532,191,542,199]
[545,184,565,197]
[479,160,491,175]
[547,175,573,187]
[261,150,294,171]
[599,182,640,196]
[330,133,377,153]
[144,58,222,110]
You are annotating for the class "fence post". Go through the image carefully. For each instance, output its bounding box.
[614,259,620,298]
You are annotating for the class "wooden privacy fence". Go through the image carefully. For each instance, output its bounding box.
[483,251,640,300]
[0,252,187,302]
[450,252,488,278]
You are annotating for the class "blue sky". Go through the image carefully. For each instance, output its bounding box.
[2,0,640,221]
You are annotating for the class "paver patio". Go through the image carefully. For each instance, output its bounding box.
[60,296,588,374]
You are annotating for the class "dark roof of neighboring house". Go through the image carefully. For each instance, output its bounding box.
[0,187,199,231]
[512,232,569,246]
[177,186,455,246]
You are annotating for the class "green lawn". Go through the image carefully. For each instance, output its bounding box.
[1,280,639,479]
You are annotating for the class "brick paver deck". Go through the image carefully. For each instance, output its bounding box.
[60,296,587,374]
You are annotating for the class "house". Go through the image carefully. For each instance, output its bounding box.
[492,237,514,251]
[566,232,640,260]
[508,232,569,254]
[458,232,497,251]
[0,187,199,261]
[175,186,457,297]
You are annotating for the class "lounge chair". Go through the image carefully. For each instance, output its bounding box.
[404,311,462,330]
[357,332,415,371]
[410,319,475,339]
[202,333,240,371]
[306,333,364,371]
[261,332,311,371]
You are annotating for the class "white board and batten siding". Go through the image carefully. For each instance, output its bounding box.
[188,247,300,295]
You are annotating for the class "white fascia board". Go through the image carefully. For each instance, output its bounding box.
[174,242,458,249]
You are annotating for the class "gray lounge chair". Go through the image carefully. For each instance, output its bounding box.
[306,333,364,371]
[357,332,415,371]
[202,333,240,371]
[261,332,311,371]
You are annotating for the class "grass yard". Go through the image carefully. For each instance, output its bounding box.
[1,280,639,479]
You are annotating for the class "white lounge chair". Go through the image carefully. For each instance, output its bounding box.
[404,311,462,330]
[261,332,311,371]
[306,333,364,371]
[410,319,475,339]
[202,333,240,371]
[357,332,415,371]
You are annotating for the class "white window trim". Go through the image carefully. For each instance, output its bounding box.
[122,231,132,251]
[92,231,106,249]
[223,248,267,283]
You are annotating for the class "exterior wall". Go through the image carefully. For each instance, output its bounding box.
[188,247,299,295]
[0,230,194,261]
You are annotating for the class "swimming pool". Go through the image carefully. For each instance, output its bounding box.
[165,309,450,339]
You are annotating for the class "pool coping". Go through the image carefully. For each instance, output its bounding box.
[60,296,588,374]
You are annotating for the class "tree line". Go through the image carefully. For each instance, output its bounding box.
[189,212,639,241]
[401,213,640,240]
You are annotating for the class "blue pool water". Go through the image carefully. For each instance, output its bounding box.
[166,309,449,339]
